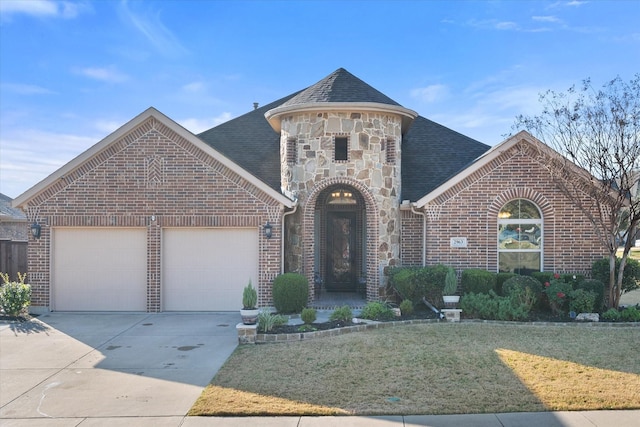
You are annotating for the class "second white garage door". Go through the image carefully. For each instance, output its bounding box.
[162,228,258,311]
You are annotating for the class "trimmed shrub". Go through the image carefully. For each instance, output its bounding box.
[569,288,596,314]
[621,306,640,322]
[461,269,496,295]
[0,272,31,317]
[560,273,585,287]
[576,279,605,312]
[544,277,573,314]
[532,272,555,286]
[272,273,309,314]
[502,275,541,311]
[329,305,353,323]
[602,308,621,321]
[460,292,496,319]
[496,272,517,296]
[389,265,447,305]
[399,299,413,316]
[592,257,640,294]
[360,301,396,321]
[460,290,531,321]
[301,308,316,324]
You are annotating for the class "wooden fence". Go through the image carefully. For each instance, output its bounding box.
[0,240,28,281]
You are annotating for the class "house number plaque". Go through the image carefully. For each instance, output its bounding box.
[450,237,467,248]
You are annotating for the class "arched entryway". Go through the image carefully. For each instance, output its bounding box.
[317,185,366,293]
[303,181,379,307]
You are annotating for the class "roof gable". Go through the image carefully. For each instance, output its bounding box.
[13,108,294,209]
[414,131,547,207]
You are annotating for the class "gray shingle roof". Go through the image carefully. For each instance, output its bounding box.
[198,93,299,191]
[281,68,401,106]
[197,69,491,201]
[401,116,490,201]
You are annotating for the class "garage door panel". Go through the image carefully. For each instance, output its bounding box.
[53,228,147,311]
[163,228,258,311]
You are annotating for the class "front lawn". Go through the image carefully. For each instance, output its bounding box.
[190,322,640,416]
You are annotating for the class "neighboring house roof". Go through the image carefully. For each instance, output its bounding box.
[0,193,26,222]
[199,68,491,201]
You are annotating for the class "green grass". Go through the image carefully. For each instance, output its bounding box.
[190,323,640,416]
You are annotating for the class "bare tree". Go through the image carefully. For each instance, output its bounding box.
[515,75,640,308]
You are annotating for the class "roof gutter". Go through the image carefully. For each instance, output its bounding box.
[411,204,427,266]
[281,200,298,274]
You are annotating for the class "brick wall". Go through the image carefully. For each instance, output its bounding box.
[24,117,285,311]
[400,140,607,274]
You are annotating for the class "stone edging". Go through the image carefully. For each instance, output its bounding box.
[250,318,640,344]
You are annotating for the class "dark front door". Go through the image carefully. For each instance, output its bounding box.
[326,212,357,291]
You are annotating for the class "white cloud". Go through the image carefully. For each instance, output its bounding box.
[117,0,188,58]
[0,0,89,20]
[532,15,563,24]
[179,113,233,134]
[410,84,449,103]
[94,120,124,134]
[495,21,519,31]
[1,83,55,95]
[183,81,206,93]
[75,66,129,83]
[0,128,98,198]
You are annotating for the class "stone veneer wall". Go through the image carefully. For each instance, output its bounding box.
[400,140,606,274]
[279,110,403,281]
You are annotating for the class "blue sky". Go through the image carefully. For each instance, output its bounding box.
[1,0,638,198]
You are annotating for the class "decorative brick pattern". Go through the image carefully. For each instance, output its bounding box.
[23,117,286,311]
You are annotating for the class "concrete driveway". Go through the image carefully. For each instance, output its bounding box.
[0,312,239,426]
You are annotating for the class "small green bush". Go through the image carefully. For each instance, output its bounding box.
[460,290,532,321]
[399,299,413,316]
[461,269,496,294]
[242,279,257,309]
[544,277,572,314]
[389,265,447,305]
[329,305,353,323]
[496,272,517,296]
[257,311,288,332]
[360,301,395,321]
[443,267,457,295]
[272,273,309,314]
[592,257,640,294]
[559,273,584,286]
[531,272,555,286]
[300,308,317,324]
[0,272,31,317]
[576,279,605,312]
[460,292,497,319]
[621,306,640,322]
[502,275,543,298]
[569,288,596,313]
[602,308,621,321]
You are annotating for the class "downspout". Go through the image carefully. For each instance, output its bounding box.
[281,201,298,274]
[411,204,427,266]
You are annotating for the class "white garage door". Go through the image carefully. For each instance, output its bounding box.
[52,228,147,311]
[162,228,258,311]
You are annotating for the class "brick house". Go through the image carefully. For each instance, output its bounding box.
[13,68,606,312]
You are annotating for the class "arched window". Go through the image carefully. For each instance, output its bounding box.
[498,199,542,274]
